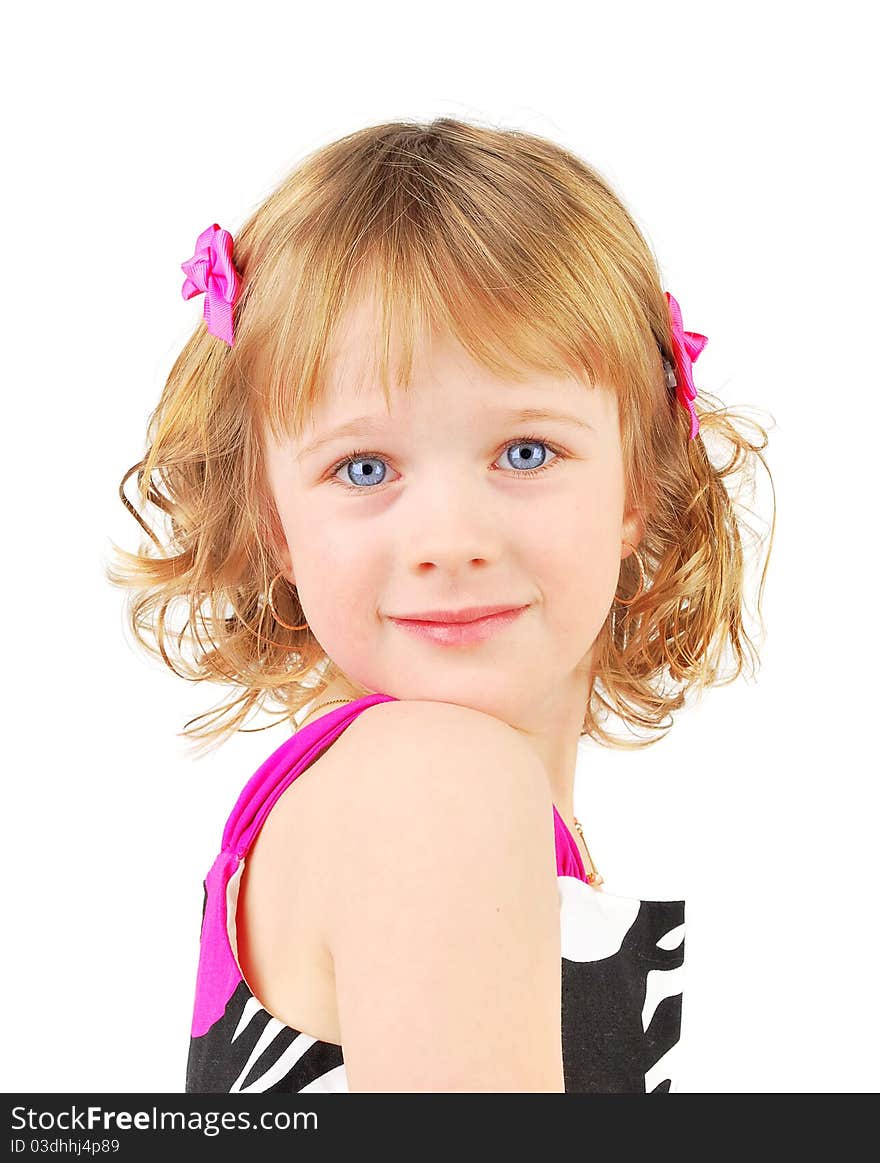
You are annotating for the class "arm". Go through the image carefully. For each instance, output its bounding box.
[320,699,565,1093]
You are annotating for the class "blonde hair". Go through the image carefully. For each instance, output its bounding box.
[106,117,775,757]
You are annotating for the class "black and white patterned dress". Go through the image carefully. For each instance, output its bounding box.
[185,692,685,1093]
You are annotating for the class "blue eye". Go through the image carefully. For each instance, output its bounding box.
[335,454,389,489]
[329,435,566,493]
[500,439,554,473]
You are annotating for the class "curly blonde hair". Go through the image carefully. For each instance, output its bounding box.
[105,117,775,757]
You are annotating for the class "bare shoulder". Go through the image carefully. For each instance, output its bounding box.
[320,699,563,1091]
[338,696,546,780]
[322,697,553,851]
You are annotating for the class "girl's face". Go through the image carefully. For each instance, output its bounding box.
[264,295,644,732]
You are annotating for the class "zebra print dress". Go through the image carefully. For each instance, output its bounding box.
[185,692,685,1093]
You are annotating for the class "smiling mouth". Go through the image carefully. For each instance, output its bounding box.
[389,604,529,625]
[387,605,529,646]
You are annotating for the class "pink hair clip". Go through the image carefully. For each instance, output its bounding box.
[181,224,242,347]
[663,291,708,441]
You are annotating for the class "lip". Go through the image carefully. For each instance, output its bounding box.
[388,604,529,647]
[390,604,528,624]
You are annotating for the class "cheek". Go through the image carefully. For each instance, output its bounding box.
[287,516,381,626]
[529,487,624,626]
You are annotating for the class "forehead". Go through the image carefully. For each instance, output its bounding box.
[311,291,613,427]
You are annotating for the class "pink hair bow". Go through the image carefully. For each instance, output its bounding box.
[664,291,708,441]
[181,224,241,347]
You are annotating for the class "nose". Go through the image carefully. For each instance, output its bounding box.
[398,467,504,573]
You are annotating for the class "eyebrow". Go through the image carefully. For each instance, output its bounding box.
[296,406,595,461]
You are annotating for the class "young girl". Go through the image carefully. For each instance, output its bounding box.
[107,118,773,1093]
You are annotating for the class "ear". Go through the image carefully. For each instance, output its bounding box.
[264,501,296,586]
[620,507,646,558]
[276,550,295,588]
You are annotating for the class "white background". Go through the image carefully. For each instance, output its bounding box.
[3,1,877,1094]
